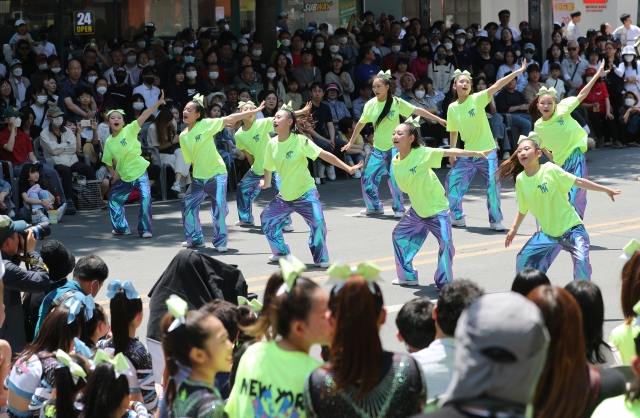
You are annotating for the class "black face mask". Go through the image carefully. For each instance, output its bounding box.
[115,74,126,83]
[144,76,155,85]
[437,52,446,60]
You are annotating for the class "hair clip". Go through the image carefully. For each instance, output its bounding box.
[238,296,263,312]
[517,131,540,145]
[64,292,95,323]
[73,337,93,359]
[93,350,133,378]
[106,109,125,117]
[621,239,640,260]
[452,69,472,80]
[537,86,557,99]
[405,116,421,127]
[237,100,256,109]
[55,350,87,384]
[106,280,140,299]
[276,256,307,296]
[166,294,188,332]
[280,101,293,111]
[192,93,204,107]
[327,261,382,294]
[376,70,392,79]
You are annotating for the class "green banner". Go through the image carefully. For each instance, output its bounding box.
[339,0,357,27]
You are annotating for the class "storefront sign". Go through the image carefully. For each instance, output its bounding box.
[339,0,356,26]
[302,2,333,12]
[73,10,95,34]
[552,0,574,27]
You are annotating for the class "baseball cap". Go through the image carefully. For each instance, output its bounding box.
[401,16,409,23]
[301,47,313,55]
[151,38,164,47]
[122,47,136,55]
[114,66,127,73]
[217,18,228,24]
[332,54,343,62]
[0,215,27,243]
[522,28,532,35]
[46,106,64,118]
[612,36,622,44]
[145,22,156,28]
[587,29,597,36]
[325,83,341,92]
[14,19,25,27]
[455,29,466,36]
[9,59,21,68]
[476,29,488,37]
[35,53,47,62]
[279,12,288,18]
[524,43,536,50]
[141,66,157,75]
[586,47,599,56]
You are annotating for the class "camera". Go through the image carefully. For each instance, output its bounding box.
[80,119,92,127]
[22,224,51,241]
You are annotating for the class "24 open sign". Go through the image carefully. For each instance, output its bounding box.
[74,11,95,35]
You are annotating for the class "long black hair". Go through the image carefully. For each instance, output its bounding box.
[110,288,143,354]
[80,362,129,418]
[373,76,396,130]
[54,354,91,418]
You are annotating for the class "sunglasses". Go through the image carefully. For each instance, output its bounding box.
[431,30,440,34]
[568,47,578,51]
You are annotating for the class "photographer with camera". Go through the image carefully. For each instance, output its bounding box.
[0,215,50,354]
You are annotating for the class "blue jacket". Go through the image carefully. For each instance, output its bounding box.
[34,279,83,337]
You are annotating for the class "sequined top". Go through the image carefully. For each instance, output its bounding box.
[7,352,58,418]
[170,378,227,418]
[303,351,427,418]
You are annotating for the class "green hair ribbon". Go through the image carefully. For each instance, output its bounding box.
[280,101,293,111]
[376,70,392,79]
[166,294,189,332]
[106,109,125,117]
[192,93,205,107]
[537,86,557,100]
[405,116,421,127]
[277,256,307,296]
[622,239,640,260]
[237,101,256,109]
[55,350,87,384]
[451,69,472,80]
[238,296,263,312]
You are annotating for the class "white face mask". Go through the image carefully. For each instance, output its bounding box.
[524,53,534,60]
[97,86,108,95]
[173,47,183,55]
[281,39,291,47]
[148,60,155,66]
[625,55,635,62]
[51,67,61,74]
[87,76,98,84]
[209,71,219,79]
[455,38,465,45]
[223,24,229,31]
[391,45,401,53]
[586,76,593,82]
[252,50,262,57]
[339,37,348,44]
[329,45,340,53]
[184,56,195,63]
[38,63,48,71]
[133,102,145,110]
[239,45,248,52]
[305,42,312,49]
[127,55,136,64]
[315,42,325,49]
[37,95,48,104]
[137,41,145,49]
[52,116,63,126]
[372,47,381,55]
[267,72,276,79]
[13,118,21,127]
[186,71,197,79]
[444,43,453,50]
[626,98,636,106]
[243,34,251,39]
[414,90,426,99]
[12,68,22,77]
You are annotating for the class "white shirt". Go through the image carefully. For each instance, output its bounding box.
[613,24,640,46]
[132,84,161,115]
[42,42,57,57]
[566,21,580,41]
[12,77,26,104]
[411,338,455,402]
[103,67,134,86]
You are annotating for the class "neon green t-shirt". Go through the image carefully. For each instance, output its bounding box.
[609,322,640,365]
[101,122,149,182]
[235,117,274,176]
[358,97,416,151]
[533,97,588,166]
[592,395,640,417]
[446,91,495,151]
[225,341,322,418]
[179,118,227,180]
[515,162,582,238]
[263,133,322,201]
[392,147,448,218]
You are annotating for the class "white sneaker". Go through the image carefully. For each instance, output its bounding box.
[235,220,255,226]
[494,140,500,150]
[326,165,336,180]
[56,203,66,223]
[451,218,466,227]
[171,181,181,193]
[182,241,205,248]
[392,278,420,286]
[360,208,384,215]
[177,192,185,199]
[112,229,131,235]
[318,164,326,179]
[315,178,321,185]
[268,254,288,263]
[490,222,506,231]
[502,151,511,160]
[394,211,405,219]
[440,140,450,149]
[215,246,228,252]
[141,232,153,238]
[353,169,361,179]
[315,261,331,268]
[283,224,294,232]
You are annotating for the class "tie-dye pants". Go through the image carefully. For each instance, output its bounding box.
[236,170,290,226]
[561,148,588,219]
[182,174,229,247]
[361,147,405,212]
[109,172,152,236]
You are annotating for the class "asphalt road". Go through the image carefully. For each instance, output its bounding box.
[43,146,640,357]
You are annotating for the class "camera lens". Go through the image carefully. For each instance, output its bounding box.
[28,224,52,240]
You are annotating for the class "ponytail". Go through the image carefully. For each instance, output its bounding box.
[529,96,541,123]
[80,304,106,347]
[110,289,143,355]
[80,362,129,418]
[54,354,90,418]
[280,108,316,141]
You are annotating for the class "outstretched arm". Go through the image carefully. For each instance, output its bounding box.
[577,61,609,103]
[222,101,265,125]
[574,178,621,201]
[505,211,527,248]
[318,150,362,174]
[412,107,447,127]
[341,122,365,151]
[487,59,528,97]
[137,90,165,127]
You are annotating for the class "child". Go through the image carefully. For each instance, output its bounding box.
[337,117,365,179]
[79,304,109,349]
[99,280,157,413]
[545,63,565,100]
[161,296,231,418]
[225,257,332,417]
[40,352,91,418]
[102,91,164,238]
[499,134,621,280]
[18,162,59,224]
[351,83,372,120]
[395,297,436,353]
[237,88,252,105]
[586,48,600,71]
[285,79,302,111]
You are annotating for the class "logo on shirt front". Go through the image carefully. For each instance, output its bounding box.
[120,139,127,146]
[387,110,396,119]
[195,134,202,142]
[538,182,549,193]
[468,108,475,117]
[286,151,293,159]
[410,166,417,174]
[558,117,564,126]
[253,134,260,142]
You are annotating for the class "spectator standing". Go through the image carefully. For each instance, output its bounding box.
[323,83,351,124]
[103,50,132,86]
[430,45,455,93]
[619,91,640,146]
[615,46,640,94]
[309,82,347,181]
[9,19,34,48]
[613,13,640,47]
[352,83,372,120]
[471,37,498,84]
[107,67,134,111]
[133,67,162,116]
[562,41,589,95]
[578,67,619,148]
[411,44,432,80]
[498,9,521,41]
[452,30,473,71]
[566,11,582,41]
[14,40,37,80]
[8,59,29,106]
[236,65,263,103]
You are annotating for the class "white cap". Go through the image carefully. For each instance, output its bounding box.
[477,29,488,37]
[238,38,249,45]
[455,29,467,36]
[623,45,637,56]
[401,17,409,23]
[15,19,25,27]
[524,43,536,50]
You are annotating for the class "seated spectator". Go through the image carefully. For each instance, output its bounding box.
[42,71,59,107]
[495,72,533,134]
[324,55,354,110]
[399,74,416,98]
[411,43,432,81]
[472,37,498,85]
[415,292,549,418]
[103,50,132,86]
[425,78,446,115]
[323,83,350,124]
[354,45,381,86]
[285,79,303,111]
[0,176,14,218]
[545,62,566,100]
[393,58,415,96]
[93,76,115,115]
[183,63,201,101]
[396,297,436,353]
[236,65,262,103]
[0,79,17,115]
[30,85,50,132]
[218,41,240,81]
[384,39,403,72]
[403,79,448,148]
[8,59,30,106]
[430,45,456,94]
[563,41,589,96]
[412,280,484,404]
[496,49,527,92]
[18,106,40,142]
[58,59,96,120]
[619,90,640,146]
[133,67,162,116]
[303,272,426,416]
[40,106,100,214]
[510,267,550,296]
[520,42,540,68]
[352,82,372,120]
[494,27,522,62]
[528,285,626,417]
[523,63,542,103]
[18,162,58,223]
[293,48,322,102]
[146,108,191,197]
[165,66,189,111]
[579,67,620,148]
[541,42,565,82]
[257,90,279,118]
[249,39,269,76]
[0,107,69,208]
[107,67,134,111]
[198,62,225,98]
[337,117,365,178]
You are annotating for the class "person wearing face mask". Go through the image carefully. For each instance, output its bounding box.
[197,62,225,98]
[430,45,456,94]
[132,34,146,53]
[384,40,403,72]
[182,63,201,101]
[271,30,294,65]
[237,37,250,55]
[107,67,134,111]
[452,30,473,72]
[144,22,157,44]
[133,67,162,116]
[122,48,140,85]
[182,46,197,67]
[32,54,49,84]
[165,40,186,74]
[30,86,50,131]
[249,40,268,75]
[411,45,433,81]
[46,55,64,83]
[262,65,287,102]
[311,34,331,73]
[33,253,108,338]
[615,46,640,94]
[619,91,640,146]
[520,43,540,68]
[80,47,108,80]
[216,19,230,35]
[8,59,30,106]
[334,28,358,70]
